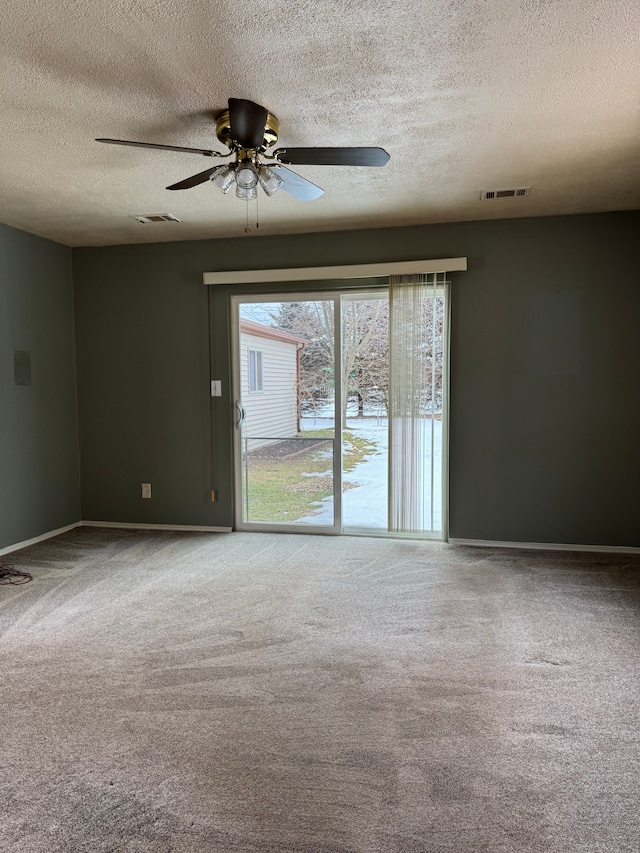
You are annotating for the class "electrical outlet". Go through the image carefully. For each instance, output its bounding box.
[141,483,151,499]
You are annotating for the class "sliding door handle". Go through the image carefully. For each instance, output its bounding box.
[235,401,246,427]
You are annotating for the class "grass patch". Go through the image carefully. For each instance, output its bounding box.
[342,431,378,472]
[243,429,378,523]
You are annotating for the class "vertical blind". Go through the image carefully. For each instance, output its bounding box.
[388,273,446,534]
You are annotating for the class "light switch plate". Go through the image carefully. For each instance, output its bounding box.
[211,380,222,397]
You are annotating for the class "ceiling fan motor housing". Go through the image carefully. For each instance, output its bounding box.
[215,109,279,150]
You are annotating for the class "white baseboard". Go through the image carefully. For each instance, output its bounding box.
[0,522,82,557]
[81,521,232,533]
[1,520,232,556]
[448,537,640,555]
[4,526,637,558]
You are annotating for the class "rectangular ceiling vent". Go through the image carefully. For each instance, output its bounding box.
[481,187,531,200]
[133,213,181,224]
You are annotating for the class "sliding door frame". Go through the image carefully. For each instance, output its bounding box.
[231,291,343,535]
[228,277,452,541]
[442,280,451,543]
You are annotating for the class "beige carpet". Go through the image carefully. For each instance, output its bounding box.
[1,527,638,852]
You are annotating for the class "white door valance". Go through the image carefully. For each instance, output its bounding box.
[202,257,466,286]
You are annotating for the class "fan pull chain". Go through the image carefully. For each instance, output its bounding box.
[244,192,260,233]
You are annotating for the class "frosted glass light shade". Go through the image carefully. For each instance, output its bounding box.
[210,164,235,194]
[236,163,258,190]
[236,184,258,200]
[258,166,283,196]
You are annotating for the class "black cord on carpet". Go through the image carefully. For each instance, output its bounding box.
[0,562,33,584]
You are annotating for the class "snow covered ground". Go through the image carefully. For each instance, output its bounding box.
[297,415,442,531]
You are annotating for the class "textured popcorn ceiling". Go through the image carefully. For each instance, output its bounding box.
[0,0,638,246]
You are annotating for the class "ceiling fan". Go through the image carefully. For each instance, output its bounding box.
[96,98,390,203]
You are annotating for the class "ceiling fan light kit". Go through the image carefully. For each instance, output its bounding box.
[236,184,257,201]
[235,162,258,189]
[210,164,236,194]
[97,98,390,213]
[258,166,284,197]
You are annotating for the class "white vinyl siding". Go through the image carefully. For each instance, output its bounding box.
[240,331,299,443]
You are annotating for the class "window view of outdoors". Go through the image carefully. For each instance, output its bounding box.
[238,295,444,531]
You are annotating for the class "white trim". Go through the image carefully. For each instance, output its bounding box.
[203,258,467,286]
[82,521,232,533]
[230,296,244,528]
[449,537,640,555]
[1,521,234,555]
[0,521,82,556]
[333,293,343,533]
[234,522,339,535]
[231,290,343,535]
[441,282,452,542]
[342,528,443,541]
[3,522,637,555]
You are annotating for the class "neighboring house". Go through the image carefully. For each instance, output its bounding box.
[239,320,306,448]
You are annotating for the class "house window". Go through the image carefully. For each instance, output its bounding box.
[248,349,264,392]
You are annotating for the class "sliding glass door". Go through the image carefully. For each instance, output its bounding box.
[231,278,448,538]
[340,293,390,531]
[233,295,342,533]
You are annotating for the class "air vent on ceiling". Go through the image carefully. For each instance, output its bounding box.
[132,213,181,224]
[481,187,531,200]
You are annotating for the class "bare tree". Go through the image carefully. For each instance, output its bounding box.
[274,302,333,416]
[271,294,445,421]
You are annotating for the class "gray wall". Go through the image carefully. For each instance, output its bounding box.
[0,223,80,550]
[72,210,640,546]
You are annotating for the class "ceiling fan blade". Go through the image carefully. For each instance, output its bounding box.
[96,138,217,156]
[167,167,220,190]
[273,147,390,167]
[272,166,324,201]
[228,98,268,149]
